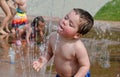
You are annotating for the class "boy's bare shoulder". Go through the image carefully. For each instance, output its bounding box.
[49,32,57,38]
[75,39,86,49]
[47,32,57,41]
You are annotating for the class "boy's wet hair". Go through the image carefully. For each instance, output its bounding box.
[31,16,45,27]
[73,8,94,35]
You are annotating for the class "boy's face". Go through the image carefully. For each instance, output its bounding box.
[58,10,80,39]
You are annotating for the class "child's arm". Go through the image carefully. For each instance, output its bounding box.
[33,56,48,72]
[74,42,90,77]
[32,46,53,72]
[33,34,53,72]
[25,24,32,44]
[39,30,44,42]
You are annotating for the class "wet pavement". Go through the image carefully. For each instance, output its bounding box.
[0,19,120,77]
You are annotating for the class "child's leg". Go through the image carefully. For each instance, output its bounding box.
[11,28,16,34]
[0,0,12,35]
[5,23,10,33]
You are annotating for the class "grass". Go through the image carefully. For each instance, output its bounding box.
[94,0,120,21]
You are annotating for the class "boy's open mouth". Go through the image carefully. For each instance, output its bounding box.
[58,24,64,31]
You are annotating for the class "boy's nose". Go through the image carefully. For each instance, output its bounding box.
[62,19,66,26]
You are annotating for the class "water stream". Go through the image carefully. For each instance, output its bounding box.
[0,20,120,77]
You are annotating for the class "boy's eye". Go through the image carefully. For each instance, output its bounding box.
[64,16,73,27]
[69,23,74,27]
[64,16,68,20]
[69,20,73,27]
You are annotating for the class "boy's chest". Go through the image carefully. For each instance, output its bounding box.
[54,43,75,59]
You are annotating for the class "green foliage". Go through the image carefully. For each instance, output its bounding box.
[94,0,120,21]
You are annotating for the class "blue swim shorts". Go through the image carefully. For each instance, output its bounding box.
[56,71,90,77]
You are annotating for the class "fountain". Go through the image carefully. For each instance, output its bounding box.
[0,20,119,77]
[0,0,120,77]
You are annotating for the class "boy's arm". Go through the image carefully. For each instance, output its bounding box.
[74,42,90,77]
[33,34,53,72]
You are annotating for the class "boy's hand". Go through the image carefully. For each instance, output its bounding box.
[32,60,42,72]
[33,56,47,72]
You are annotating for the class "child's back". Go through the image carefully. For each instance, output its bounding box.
[16,0,28,13]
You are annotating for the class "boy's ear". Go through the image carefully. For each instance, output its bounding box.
[73,33,82,39]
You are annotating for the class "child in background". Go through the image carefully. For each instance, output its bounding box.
[10,0,28,46]
[15,16,45,45]
[11,0,28,34]
[33,8,94,77]
[25,16,45,45]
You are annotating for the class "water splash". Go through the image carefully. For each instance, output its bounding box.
[9,47,16,64]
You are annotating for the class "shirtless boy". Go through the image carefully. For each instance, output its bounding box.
[33,8,94,77]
